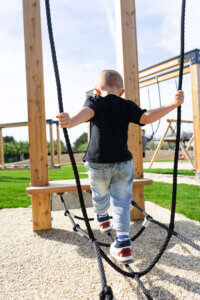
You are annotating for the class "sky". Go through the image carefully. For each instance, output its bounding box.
[0,0,200,145]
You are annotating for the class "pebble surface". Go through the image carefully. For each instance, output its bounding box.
[0,202,200,300]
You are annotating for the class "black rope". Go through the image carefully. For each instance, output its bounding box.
[45,0,190,299]
[45,1,114,298]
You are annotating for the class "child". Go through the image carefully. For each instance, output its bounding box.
[142,129,154,158]
[57,70,184,264]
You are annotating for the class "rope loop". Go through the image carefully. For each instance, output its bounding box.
[73,224,80,232]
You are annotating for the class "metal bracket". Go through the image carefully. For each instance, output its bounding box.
[178,49,200,65]
[142,218,149,228]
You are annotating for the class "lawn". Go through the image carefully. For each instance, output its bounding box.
[0,166,199,223]
[144,168,195,176]
[0,165,87,209]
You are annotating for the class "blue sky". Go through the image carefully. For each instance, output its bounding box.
[0,0,199,144]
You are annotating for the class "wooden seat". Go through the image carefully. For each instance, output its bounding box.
[26,178,153,195]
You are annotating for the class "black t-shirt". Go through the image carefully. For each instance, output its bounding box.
[83,94,146,163]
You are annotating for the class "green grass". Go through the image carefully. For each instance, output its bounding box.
[0,165,88,209]
[144,168,195,176]
[144,182,200,222]
[0,166,199,223]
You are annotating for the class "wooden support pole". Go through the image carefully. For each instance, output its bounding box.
[49,123,55,168]
[0,128,4,165]
[23,0,51,231]
[190,64,200,180]
[149,121,171,168]
[56,123,61,165]
[116,0,144,219]
[186,135,194,152]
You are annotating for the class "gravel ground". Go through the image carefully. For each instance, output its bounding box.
[0,202,200,300]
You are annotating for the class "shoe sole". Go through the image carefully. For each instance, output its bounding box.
[110,251,133,264]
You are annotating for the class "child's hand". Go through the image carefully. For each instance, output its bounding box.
[56,112,71,128]
[172,90,184,108]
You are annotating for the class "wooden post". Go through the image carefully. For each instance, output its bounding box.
[49,122,54,168]
[0,128,4,165]
[116,0,144,219]
[22,0,51,231]
[190,64,200,181]
[56,123,61,165]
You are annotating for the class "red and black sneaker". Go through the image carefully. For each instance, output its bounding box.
[110,239,133,264]
[96,214,112,233]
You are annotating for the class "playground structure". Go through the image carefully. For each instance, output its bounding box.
[2,1,198,299]
[150,119,195,169]
[0,119,61,169]
[138,48,200,179]
[22,1,200,232]
[23,0,154,231]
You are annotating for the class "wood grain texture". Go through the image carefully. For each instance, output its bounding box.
[23,0,50,230]
[190,64,200,174]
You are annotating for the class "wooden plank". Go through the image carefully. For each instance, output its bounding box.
[186,135,194,152]
[139,57,180,79]
[190,64,200,176]
[116,0,144,219]
[56,123,61,165]
[0,122,28,128]
[0,128,4,165]
[139,66,190,88]
[149,121,171,168]
[49,123,55,168]
[23,0,50,231]
[26,178,153,195]
[166,119,193,124]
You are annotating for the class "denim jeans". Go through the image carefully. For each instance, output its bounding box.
[84,160,134,232]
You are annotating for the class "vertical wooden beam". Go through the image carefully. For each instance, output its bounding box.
[190,63,200,181]
[22,0,51,231]
[0,128,4,165]
[49,122,54,168]
[56,123,61,165]
[116,0,144,219]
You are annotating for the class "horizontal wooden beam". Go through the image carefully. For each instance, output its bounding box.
[166,119,193,124]
[139,66,190,88]
[26,178,153,195]
[0,120,58,129]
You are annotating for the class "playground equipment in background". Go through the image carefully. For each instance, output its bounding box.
[149,119,194,169]
[0,119,61,169]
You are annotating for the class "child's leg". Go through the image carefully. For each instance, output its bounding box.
[109,160,134,264]
[109,160,134,232]
[84,161,111,215]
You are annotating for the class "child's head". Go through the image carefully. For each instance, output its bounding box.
[95,70,124,96]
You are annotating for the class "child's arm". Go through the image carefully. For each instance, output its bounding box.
[56,107,94,128]
[140,90,184,124]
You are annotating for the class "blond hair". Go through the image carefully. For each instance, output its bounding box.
[96,70,123,91]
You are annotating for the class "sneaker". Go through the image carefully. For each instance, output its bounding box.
[96,214,112,233]
[110,239,133,264]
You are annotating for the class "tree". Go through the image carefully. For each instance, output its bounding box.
[3,136,15,143]
[73,132,88,151]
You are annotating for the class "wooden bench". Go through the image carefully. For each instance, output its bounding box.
[26,178,153,195]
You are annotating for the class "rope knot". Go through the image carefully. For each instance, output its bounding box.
[99,286,114,300]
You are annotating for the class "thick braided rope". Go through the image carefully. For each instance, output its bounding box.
[45,1,112,298]
[45,0,186,298]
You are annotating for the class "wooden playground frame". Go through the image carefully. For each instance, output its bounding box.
[22,1,200,231]
[138,48,200,175]
[0,119,61,169]
[149,119,194,169]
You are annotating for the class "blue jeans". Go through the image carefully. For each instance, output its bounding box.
[84,160,134,232]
